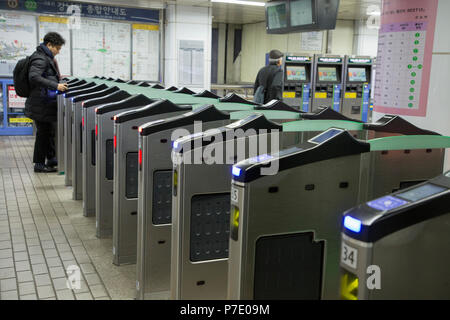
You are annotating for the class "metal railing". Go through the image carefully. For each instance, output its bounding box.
[211,83,254,100]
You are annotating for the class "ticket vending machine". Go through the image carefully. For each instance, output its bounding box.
[311,55,344,113]
[341,56,373,122]
[340,172,450,300]
[282,54,314,112]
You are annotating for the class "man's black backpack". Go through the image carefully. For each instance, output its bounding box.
[13,56,31,98]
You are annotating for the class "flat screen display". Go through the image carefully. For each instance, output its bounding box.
[267,3,287,30]
[348,68,367,82]
[397,183,446,202]
[286,66,306,81]
[318,67,337,82]
[290,0,313,27]
[310,128,342,144]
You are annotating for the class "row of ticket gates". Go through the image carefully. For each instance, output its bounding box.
[57,76,450,300]
[281,54,373,123]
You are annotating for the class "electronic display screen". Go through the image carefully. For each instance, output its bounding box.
[286,66,306,81]
[348,68,367,82]
[267,3,287,30]
[367,196,408,211]
[290,0,313,27]
[310,128,342,144]
[318,67,337,82]
[396,183,446,202]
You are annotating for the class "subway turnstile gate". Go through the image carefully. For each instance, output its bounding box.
[56,78,83,173]
[71,86,120,200]
[340,171,450,300]
[228,129,449,299]
[64,83,108,186]
[95,95,157,237]
[112,100,192,265]
[170,113,375,300]
[81,90,132,216]
[136,105,238,300]
[57,80,92,175]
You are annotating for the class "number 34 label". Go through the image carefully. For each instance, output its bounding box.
[341,242,358,269]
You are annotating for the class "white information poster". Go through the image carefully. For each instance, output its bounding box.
[72,19,131,79]
[38,16,71,77]
[104,22,131,79]
[0,11,37,76]
[301,31,323,51]
[178,40,204,87]
[132,24,159,81]
[72,19,104,77]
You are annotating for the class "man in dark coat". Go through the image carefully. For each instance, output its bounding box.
[253,49,284,104]
[25,32,68,173]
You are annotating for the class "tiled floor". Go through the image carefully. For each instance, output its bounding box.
[0,135,135,300]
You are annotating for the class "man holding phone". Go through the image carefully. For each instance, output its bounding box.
[24,32,68,173]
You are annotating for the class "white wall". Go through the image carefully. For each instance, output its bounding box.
[240,20,355,83]
[164,4,212,90]
[353,19,379,56]
[373,0,450,171]
[329,20,354,55]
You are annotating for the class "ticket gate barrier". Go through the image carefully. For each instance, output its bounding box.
[136,105,240,300]
[282,54,314,111]
[95,95,157,237]
[81,90,132,216]
[170,111,421,300]
[341,56,373,122]
[311,55,344,113]
[63,82,106,186]
[71,86,121,200]
[117,101,302,266]
[228,130,449,299]
[171,114,379,300]
[57,79,89,173]
[340,171,450,300]
[112,100,192,265]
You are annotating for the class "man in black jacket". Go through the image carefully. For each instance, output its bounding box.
[253,49,284,104]
[25,32,68,173]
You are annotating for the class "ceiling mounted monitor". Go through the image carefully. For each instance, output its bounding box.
[266,0,340,34]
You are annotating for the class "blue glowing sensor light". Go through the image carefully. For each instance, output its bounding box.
[344,216,362,233]
[232,166,241,177]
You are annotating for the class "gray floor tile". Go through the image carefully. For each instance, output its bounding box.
[0,278,18,291]
[15,260,31,272]
[1,290,19,300]
[12,243,27,252]
[46,257,62,268]
[44,248,59,259]
[0,241,12,250]
[49,266,66,279]
[29,254,45,264]
[75,292,93,300]
[41,240,56,249]
[60,251,75,261]
[52,277,69,291]
[20,293,38,300]
[56,243,71,252]
[0,267,15,279]
[13,251,28,262]
[94,296,111,300]
[90,284,108,298]
[84,273,102,286]
[0,249,13,259]
[35,274,52,286]
[26,238,40,246]
[56,289,75,300]
[80,263,96,275]
[16,270,33,283]
[32,263,48,275]
[37,285,55,299]
[18,282,36,295]
[0,258,14,268]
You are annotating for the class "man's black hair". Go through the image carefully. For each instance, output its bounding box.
[43,32,66,46]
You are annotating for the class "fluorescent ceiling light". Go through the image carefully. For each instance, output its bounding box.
[211,0,266,7]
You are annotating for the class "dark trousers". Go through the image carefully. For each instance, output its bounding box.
[33,120,56,164]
